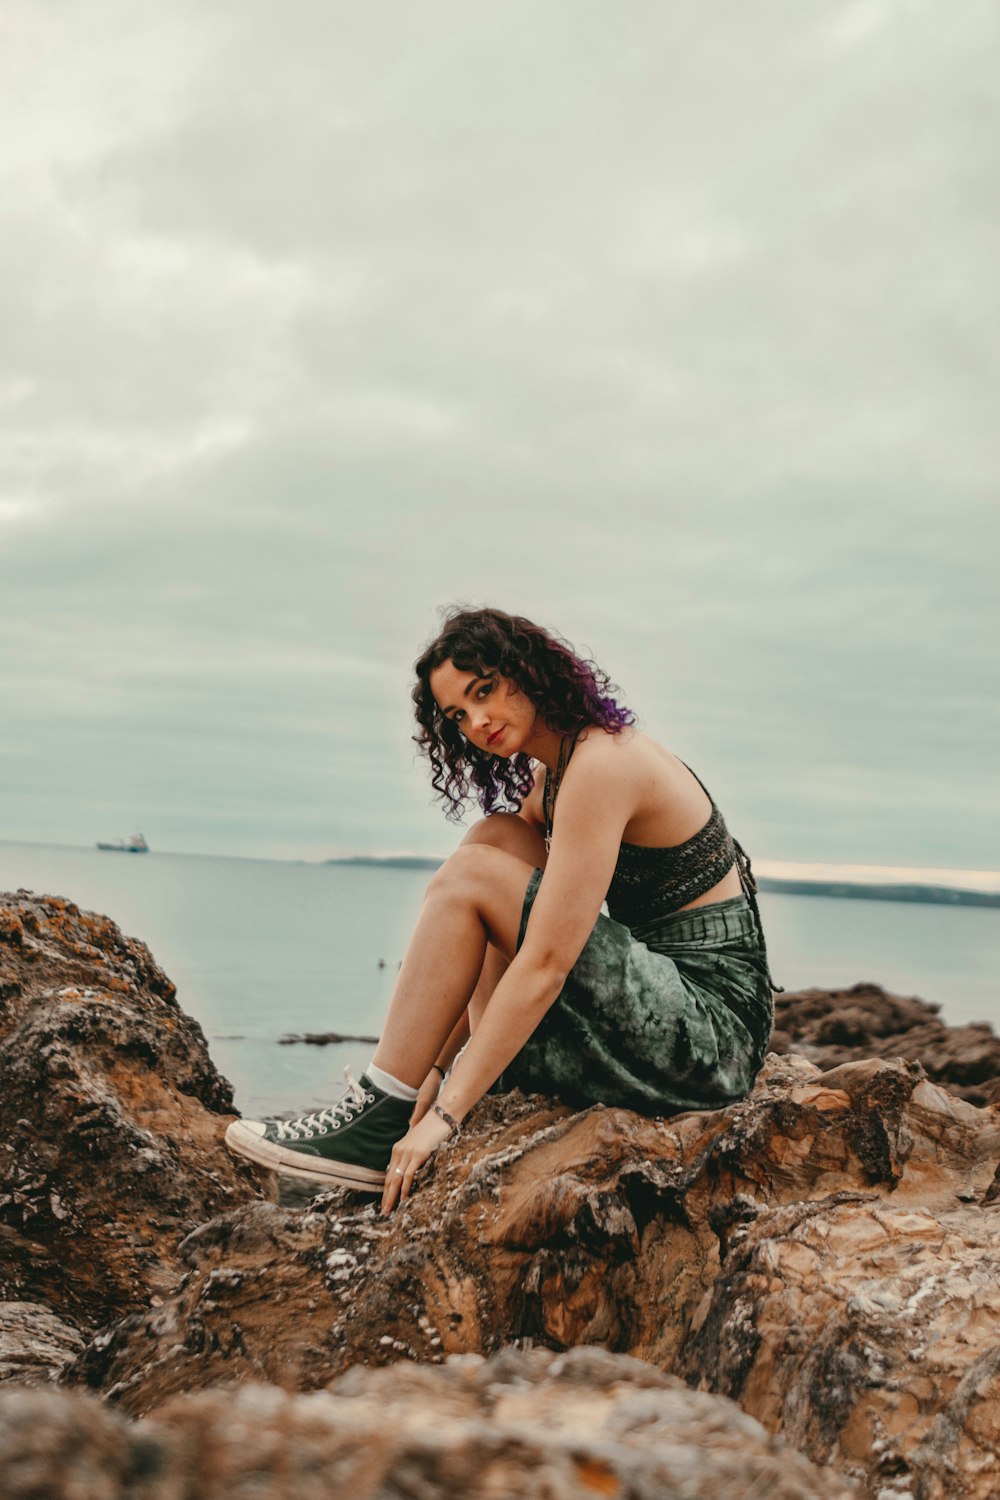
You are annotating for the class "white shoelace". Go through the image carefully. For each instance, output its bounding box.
[272,1067,372,1142]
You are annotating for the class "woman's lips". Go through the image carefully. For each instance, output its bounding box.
[487,726,505,746]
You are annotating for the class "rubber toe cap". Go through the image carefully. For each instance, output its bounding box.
[225,1118,267,1146]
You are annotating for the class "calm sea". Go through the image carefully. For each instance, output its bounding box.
[1,840,996,1118]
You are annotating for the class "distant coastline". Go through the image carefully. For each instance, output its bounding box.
[755,877,999,909]
[325,855,1000,908]
[327,854,445,871]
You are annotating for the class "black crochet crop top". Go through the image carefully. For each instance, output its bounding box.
[604,799,737,927]
[542,755,740,922]
[541,749,781,991]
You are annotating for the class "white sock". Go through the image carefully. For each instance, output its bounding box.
[367,1062,418,1101]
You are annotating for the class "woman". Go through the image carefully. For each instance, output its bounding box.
[225,607,778,1215]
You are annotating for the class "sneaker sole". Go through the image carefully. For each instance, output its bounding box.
[224,1118,385,1191]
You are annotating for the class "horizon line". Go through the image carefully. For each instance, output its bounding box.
[2,837,999,894]
[327,851,1000,895]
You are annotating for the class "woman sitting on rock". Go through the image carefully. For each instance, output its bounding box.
[226,607,779,1213]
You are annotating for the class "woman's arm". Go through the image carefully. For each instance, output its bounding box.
[381,737,637,1210]
[441,743,632,1111]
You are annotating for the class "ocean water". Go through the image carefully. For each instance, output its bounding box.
[0,840,996,1118]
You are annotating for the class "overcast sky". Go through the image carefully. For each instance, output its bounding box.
[1,0,997,870]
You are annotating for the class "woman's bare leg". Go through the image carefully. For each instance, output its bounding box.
[461,815,547,1032]
[467,946,508,1032]
[371,817,547,1088]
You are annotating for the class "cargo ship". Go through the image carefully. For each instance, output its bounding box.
[96,832,149,853]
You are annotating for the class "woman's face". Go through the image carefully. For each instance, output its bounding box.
[428,659,537,758]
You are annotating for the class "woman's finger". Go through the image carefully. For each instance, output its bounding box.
[381,1111,450,1213]
[382,1164,404,1215]
[398,1156,421,1202]
[382,1160,409,1214]
[382,1145,405,1215]
[382,1148,427,1213]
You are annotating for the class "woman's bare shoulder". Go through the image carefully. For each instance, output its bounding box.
[569,729,704,813]
[573,725,662,769]
[573,728,720,844]
[561,728,657,802]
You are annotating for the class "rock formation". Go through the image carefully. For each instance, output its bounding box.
[3,888,1000,1498]
[0,891,260,1339]
[772,981,1000,1106]
[0,1347,857,1500]
[70,1053,1000,1497]
[0,1302,85,1386]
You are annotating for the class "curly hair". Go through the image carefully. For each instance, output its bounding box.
[412,607,635,820]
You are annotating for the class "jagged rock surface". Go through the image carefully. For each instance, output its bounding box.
[4,887,999,1498]
[771,981,1000,1106]
[0,1345,857,1499]
[73,1053,1000,1497]
[0,891,262,1329]
[0,1302,85,1386]
[680,1061,1000,1499]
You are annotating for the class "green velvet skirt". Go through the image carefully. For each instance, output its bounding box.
[500,870,774,1116]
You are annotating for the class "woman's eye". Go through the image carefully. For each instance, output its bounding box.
[477,679,494,699]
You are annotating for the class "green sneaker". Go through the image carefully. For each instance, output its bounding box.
[224,1069,413,1190]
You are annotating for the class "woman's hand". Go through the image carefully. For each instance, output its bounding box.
[409,1068,442,1128]
[381,1108,452,1215]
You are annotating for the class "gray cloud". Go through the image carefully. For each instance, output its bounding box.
[1,0,997,867]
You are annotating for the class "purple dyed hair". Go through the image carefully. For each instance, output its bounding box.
[412,606,635,820]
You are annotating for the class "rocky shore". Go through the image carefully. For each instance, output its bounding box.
[1,888,998,1498]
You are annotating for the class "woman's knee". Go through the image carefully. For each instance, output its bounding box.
[426,844,532,952]
[462,812,547,867]
[426,842,503,902]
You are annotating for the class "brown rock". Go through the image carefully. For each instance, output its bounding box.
[71,1054,1000,1496]
[0,1346,857,1499]
[0,1302,85,1386]
[5,889,1000,1497]
[0,891,262,1329]
[771,982,1000,1106]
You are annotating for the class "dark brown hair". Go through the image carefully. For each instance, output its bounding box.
[413,606,634,819]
